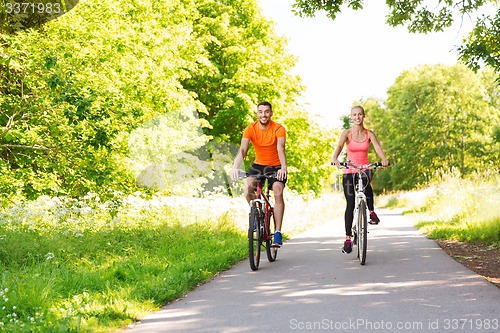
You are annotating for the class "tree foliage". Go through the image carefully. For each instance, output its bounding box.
[0,0,325,201]
[458,9,500,77]
[292,0,500,78]
[1,0,207,200]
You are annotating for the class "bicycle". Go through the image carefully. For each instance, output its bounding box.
[239,171,279,271]
[338,161,382,265]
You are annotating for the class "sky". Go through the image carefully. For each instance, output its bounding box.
[258,0,481,127]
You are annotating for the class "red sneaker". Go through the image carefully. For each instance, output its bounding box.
[369,211,380,225]
[342,239,352,253]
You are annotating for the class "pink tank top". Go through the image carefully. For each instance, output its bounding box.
[344,129,370,174]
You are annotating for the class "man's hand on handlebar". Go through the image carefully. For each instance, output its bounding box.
[230,168,240,182]
[276,168,287,181]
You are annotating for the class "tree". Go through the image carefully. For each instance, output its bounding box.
[0,0,209,199]
[181,0,303,144]
[373,64,498,190]
[282,108,339,195]
[291,0,500,78]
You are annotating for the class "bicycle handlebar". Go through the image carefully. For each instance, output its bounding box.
[338,161,383,169]
[238,170,278,180]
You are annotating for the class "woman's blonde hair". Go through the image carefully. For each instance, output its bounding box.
[351,105,365,114]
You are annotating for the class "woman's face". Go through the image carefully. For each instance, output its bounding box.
[351,107,365,125]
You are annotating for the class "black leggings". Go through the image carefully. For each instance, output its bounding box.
[343,172,374,237]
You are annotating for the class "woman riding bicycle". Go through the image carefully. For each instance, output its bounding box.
[331,106,389,254]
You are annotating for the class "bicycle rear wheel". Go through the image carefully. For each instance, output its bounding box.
[248,207,262,271]
[358,200,368,265]
[266,210,278,262]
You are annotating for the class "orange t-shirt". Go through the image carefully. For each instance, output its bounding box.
[243,120,286,166]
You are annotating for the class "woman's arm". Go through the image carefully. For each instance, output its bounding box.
[331,129,349,167]
[368,130,389,166]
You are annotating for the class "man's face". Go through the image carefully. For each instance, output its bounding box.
[256,105,272,126]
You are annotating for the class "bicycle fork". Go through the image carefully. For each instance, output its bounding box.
[352,193,369,243]
[250,198,265,233]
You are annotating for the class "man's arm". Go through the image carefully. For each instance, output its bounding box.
[276,136,287,181]
[230,138,250,181]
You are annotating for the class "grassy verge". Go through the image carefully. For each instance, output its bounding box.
[378,171,500,247]
[0,191,343,332]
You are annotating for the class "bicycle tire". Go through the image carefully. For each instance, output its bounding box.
[266,210,278,262]
[248,207,261,271]
[358,200,368,265]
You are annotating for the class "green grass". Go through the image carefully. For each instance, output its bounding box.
[0,191,344,332]
[380,172,500,247]
[0,215,245,332]
[415,216,500,244]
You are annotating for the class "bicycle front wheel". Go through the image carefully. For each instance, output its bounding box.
[248,207,262,271]
[357,200,368,265]
[266,210,278,262]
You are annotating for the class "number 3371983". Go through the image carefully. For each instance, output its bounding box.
[4,2,62,15]
[443,319,498,330]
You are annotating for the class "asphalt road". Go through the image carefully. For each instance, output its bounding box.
[126,209,499,333]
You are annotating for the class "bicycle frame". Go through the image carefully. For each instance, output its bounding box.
[242,171,279,270]
[352,171,369,238]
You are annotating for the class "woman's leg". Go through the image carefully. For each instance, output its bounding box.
[343,174,355,237]
[363,171,380,224]
[365,182,374,211]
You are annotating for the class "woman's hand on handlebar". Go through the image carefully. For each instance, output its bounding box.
[331,158,341,169]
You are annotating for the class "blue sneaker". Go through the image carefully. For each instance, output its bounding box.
[273,231,282,247]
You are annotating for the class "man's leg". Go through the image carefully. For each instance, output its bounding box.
[244,177,257,204]
[272,181,285,231]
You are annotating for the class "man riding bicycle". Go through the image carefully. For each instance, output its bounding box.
[230,101,288,247]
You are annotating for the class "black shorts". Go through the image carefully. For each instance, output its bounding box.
[248,163,287,191]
